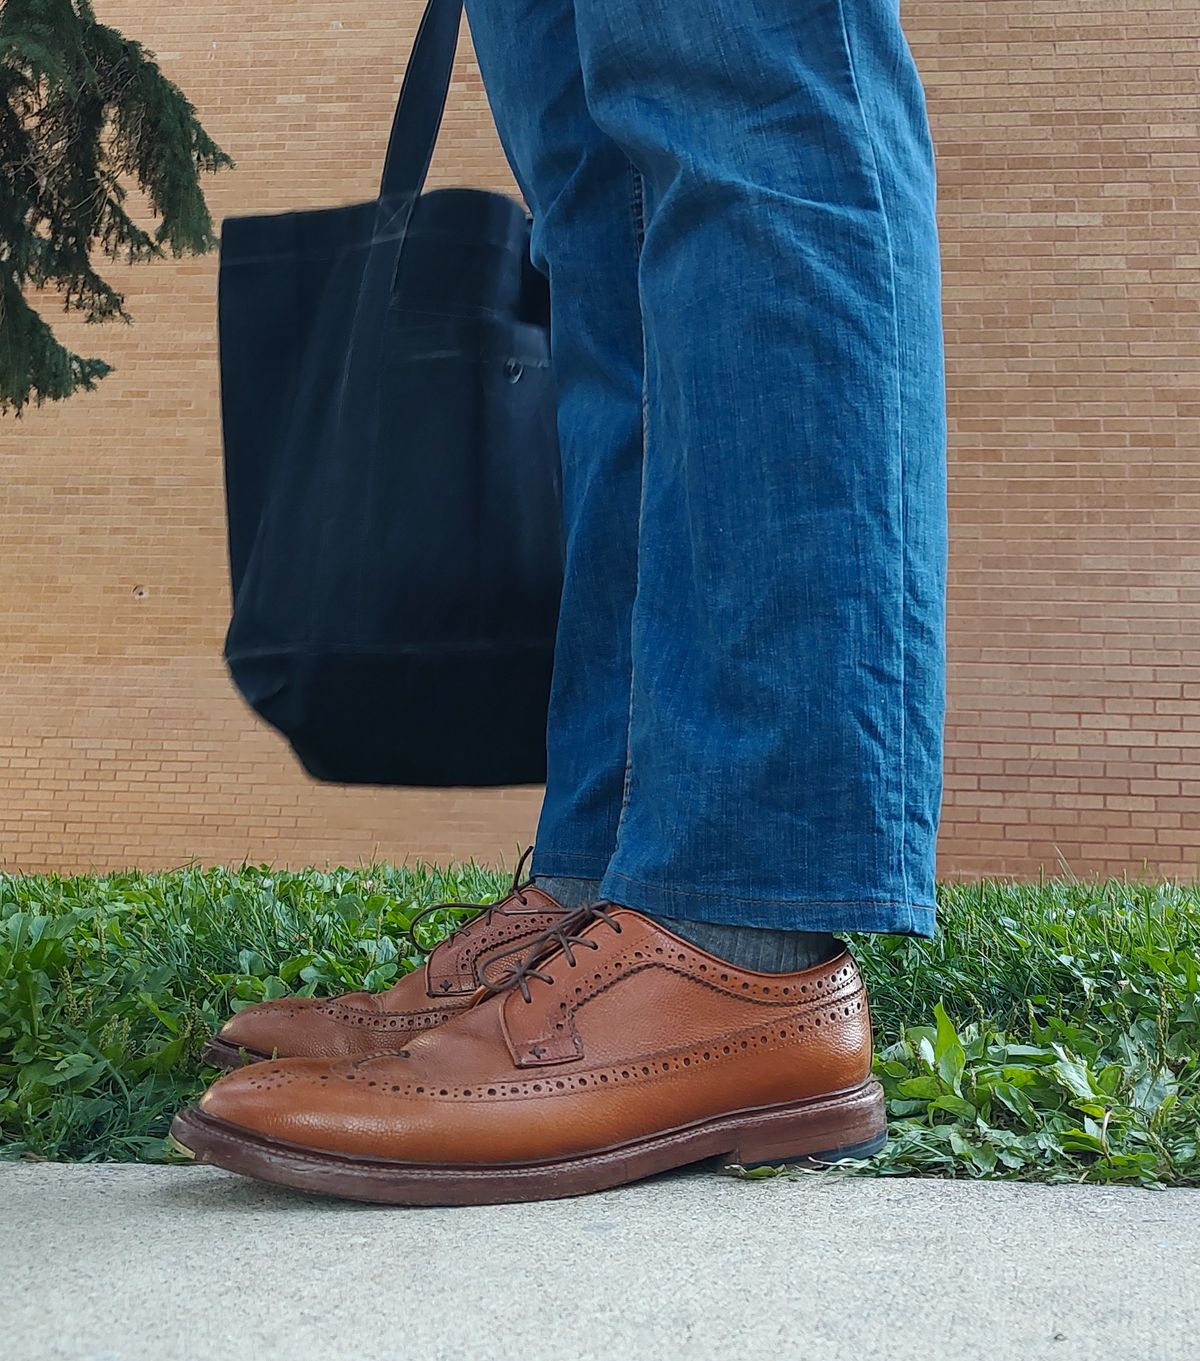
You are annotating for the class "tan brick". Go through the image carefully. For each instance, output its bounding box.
[2,2,1197,878]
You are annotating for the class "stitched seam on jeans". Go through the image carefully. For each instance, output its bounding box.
[614,158,649,836]
[527,873,603,888]
[833,0,910,907]
[534,849,615,865]
[603,870,934,912]
[628,160,646,253]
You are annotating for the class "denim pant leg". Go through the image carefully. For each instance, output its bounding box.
[462,0,645,880]
[567,0,949,935]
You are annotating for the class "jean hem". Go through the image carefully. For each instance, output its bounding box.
[531,847,615,882]
[598,870,937,938]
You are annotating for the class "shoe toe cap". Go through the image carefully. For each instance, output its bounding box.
[214,998,308,1061]
[198,1058,336,1142]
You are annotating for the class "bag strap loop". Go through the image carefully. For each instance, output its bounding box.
[379,0,464,201]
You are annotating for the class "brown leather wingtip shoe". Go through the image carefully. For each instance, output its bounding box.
[202,863,568,1069]
[174,904,887,1204]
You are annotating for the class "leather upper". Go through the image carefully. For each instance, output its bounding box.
[202,907,875,1161]
[212,886,566,1060]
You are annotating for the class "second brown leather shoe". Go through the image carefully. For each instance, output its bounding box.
[202,871,568,1069]
[175,904,887,1203]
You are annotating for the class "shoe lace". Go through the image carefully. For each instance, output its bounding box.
[404,844,536,954]
[477,901,623,1004]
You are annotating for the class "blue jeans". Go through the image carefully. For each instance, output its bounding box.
[462,0,948,936]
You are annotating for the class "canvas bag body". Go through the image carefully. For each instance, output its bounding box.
[216,0,563,786]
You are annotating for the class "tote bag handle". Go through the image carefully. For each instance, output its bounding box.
[379,0,464,201]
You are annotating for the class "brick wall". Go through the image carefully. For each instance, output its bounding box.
[930,1,1200,878]
[2,2,1196,880]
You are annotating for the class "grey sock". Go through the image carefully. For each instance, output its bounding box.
[530,874,603,911]
[533,876,838,973]
[650,913,840,974]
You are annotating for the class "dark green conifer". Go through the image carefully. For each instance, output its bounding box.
[1,0,232,413]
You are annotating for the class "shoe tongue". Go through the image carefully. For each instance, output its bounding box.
[422,886,567,996]
[472,902,613,994]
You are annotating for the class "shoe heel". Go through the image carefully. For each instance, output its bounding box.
[725,1080,888,1169]
[735,1130,889,1171]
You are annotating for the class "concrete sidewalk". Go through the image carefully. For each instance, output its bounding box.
[4,1163,1196,1361]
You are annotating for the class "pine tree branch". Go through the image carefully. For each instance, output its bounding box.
[1,0,233,412]
[0,267,111,414]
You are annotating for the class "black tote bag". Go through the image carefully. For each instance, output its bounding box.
[217,0,563,787]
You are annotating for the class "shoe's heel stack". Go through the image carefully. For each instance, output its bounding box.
[725,1080,889,1169]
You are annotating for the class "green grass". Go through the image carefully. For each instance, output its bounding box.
[1,866,1196,1185]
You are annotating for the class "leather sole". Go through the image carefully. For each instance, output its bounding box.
[168,1079,887,1206]
[201,1035,271,1071]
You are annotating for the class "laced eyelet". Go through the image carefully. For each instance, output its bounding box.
[402,845,536,953]
[478,903,622,1004]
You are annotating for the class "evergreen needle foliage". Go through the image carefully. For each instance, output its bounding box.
[0,0,232,413]
[0,865,1196,1185]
